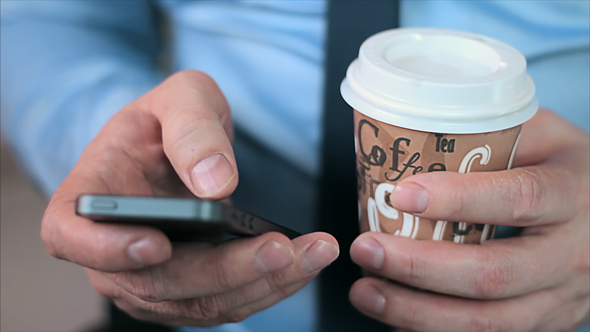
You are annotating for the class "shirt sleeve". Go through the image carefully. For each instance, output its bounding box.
[1,0,163,195]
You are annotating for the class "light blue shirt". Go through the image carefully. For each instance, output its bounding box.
[1,1,589,331]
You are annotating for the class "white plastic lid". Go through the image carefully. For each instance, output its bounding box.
[341,28,538,133]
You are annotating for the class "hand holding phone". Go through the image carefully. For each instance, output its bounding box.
[39,74,339,327]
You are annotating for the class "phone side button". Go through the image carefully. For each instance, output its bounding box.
[91,199,118,211]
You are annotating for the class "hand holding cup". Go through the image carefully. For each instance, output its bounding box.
[350,109,590,331]
[41,70,339,326]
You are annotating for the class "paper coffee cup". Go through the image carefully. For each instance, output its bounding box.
[341,28,538,244]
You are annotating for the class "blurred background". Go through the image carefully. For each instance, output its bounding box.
[1,136,105,331]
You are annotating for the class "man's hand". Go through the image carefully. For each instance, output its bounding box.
[40,71,339,326]
[349,110,589,331]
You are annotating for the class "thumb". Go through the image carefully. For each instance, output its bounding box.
[142,70,238,199]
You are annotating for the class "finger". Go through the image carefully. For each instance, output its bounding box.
[514,109,589,166]
[188,232,336,320]
[538,296,590,332]
[350,232,570,299]
[108,232,338,302]
[389,164,578,227]
[388,111,589,227]
[111,276,314,327]
[87,268,123,300]
[349,278,557,332]
[88,269,188,326]
[177,232,336,316]
[96,233,337,325]
[142,70,238,199]
[41,158,172,272]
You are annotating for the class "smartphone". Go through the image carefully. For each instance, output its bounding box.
[76,195,301,241]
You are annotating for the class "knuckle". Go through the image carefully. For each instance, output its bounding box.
[263,270,291,301]
[134,297,162,313]
[469,312,505,332]
[134,280,160,302]
[266,269,289,289]
[147,266,174,301]
[126,273,156,301]
[167,111,223,155]
[113,299,147,321]
[473,251,513,299]
[223,308,250,324]
[90,282,110,298]
[90,281,116,299]
[214,258,241,291]
[400,253,427,281]
[124,303,183,326]
[572,246,590,275]
[510,169,545,223]
[572,298,590,329]
[122,267,169,302]
[88,274,121,301]
[40,204,64,260]
[90,234,116,264]
[40,222,58,259]
[397,300,419,328]
[187,296,224,321]
[192,111,220,123]
[448,185,468,217]
[145,301,185,322]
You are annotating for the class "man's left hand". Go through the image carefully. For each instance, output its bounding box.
[349,110,590,331]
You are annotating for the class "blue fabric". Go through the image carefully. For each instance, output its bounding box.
[160,1,327,177]
[401,0,590,132]
[1,0,163,194]
[1,1,588,331]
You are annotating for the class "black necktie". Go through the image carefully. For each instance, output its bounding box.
[319,1,399,331]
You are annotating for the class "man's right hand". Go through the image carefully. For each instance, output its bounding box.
[41,71,339,326]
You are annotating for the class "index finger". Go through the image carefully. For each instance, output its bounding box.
[389,109,588,227]
[512,109,588,167]
[389,164,580,227]
[141,70,238,200]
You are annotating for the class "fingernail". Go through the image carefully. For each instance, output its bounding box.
[391,182,429,213]
[351,236,384,270]
[191,154,235,196]
[301,240,339,274]
[255,241,295,275]
[127,238,171,266]
[352,282,385,315]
